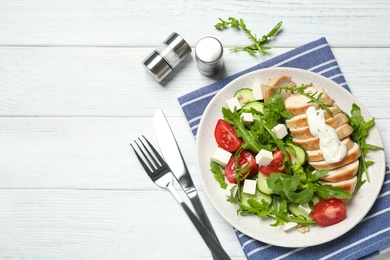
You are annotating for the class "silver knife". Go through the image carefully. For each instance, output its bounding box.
[154,109,221,246]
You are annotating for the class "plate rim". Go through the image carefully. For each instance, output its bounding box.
[195,67,386,247]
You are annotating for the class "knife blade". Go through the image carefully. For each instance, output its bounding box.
[154,109,220,244]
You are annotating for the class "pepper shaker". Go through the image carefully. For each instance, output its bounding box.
[143,32,192,82]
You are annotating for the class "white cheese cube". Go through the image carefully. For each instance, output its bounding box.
[252,83,264,100]
[281,222,298,232]
[225,183,238,197]
[272,124,288,139]
[211,147,232,167]
[255,149,273,166]
[242,179,257,195]
[226,97,242,112]
[241,112,254,125]
[298,204,312,215]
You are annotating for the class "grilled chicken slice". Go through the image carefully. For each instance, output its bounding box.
[284,87,335,116]
[263,75,294,101]
[319,176,358,194]
[293,123,354,151]
[309,142,361,170]
[307,137,355,162]
[319,160,359,182]
[286,107,341,129]
[290,113,350,140]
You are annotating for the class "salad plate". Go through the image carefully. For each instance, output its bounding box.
[196,67,385,247]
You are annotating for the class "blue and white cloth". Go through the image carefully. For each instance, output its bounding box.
[178,38,390,259]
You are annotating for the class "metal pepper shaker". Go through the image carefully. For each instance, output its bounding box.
[195,36,224,76]
[143,32,192,82]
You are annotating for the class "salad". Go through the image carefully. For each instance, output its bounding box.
[209,75,381,232]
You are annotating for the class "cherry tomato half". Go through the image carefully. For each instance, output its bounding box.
[311,198,347,227]
[224,150,258,184]
[214,119,243,152]
[259,149,289,176]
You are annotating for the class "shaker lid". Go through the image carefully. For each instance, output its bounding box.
[195,36,224,76]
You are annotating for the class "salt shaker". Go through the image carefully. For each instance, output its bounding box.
[195,36,224,76]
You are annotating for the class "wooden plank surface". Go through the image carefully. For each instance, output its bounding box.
[0,0,389,259]
[0,47,389,117]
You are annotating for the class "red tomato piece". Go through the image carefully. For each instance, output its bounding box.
[312,198,347,227]
[224,150,258,184]
[214,119,243,152]
[259,149,289,176]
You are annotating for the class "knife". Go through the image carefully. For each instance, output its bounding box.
[154,109,221,247]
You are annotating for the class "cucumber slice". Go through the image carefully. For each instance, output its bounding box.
[312,195,320,205]
[288,203,313,221]
[234,88,256,106]
[257,171,273,195]
[242,101,264,113]
[286,143,307,166]
[241,189,272,207]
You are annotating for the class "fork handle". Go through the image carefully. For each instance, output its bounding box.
[167,183,231,260]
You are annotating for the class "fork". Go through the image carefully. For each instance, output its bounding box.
[131,136,231,260]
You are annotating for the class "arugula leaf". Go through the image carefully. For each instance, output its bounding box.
[265,83,334,116]
[214,17,282,56]
[233,197,272,217]
[349,103,383,193]
[210,160,227,189]
[314,184,351,200]
[222,107,269,153]
[229,192,316,226]
[267,173,314,205]
[262,92,293,128]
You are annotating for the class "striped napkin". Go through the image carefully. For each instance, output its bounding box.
[178,38,390,259]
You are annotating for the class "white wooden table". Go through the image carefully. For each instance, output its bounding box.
[0,1,389,259]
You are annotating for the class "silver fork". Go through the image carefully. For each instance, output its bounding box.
[131,136,231,260]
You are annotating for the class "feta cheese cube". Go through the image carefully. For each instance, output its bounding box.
[225,183,238,197]
[255,149,273,166]
[298,204,312,215]
[242,179,257,195]
[226,97,242,112]
[252,83,264,100]
[211,147,232,167]
[281,222,298,232]
[241,112,254,125]
[272,124,288,139]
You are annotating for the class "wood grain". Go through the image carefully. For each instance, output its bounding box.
[0,0,389,259]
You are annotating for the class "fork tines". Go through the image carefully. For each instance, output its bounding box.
[131,136,164,176]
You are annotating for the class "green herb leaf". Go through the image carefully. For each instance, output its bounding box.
[222,107,269,153]
[349,103,383,193]
[267,173,314,205]
[214,17,282,56]
[210,160,227,189]
[314,184,351,200]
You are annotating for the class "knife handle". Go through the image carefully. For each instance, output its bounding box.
[167,183,231,260]
[190,195,219,241]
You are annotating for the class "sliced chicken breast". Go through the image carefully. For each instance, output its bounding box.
[286,107,341,129]
[319,160,359,182]
[263,75,294,101]
[284,87,335,116]
[293,123,354,151]
[290,113,350,140]
[307,137,355,162]
[309,142,361,170]
[319,176,358,194]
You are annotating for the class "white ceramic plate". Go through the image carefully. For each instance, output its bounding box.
[196,67,385,247]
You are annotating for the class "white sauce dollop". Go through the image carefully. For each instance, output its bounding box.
[306,106,347,163]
